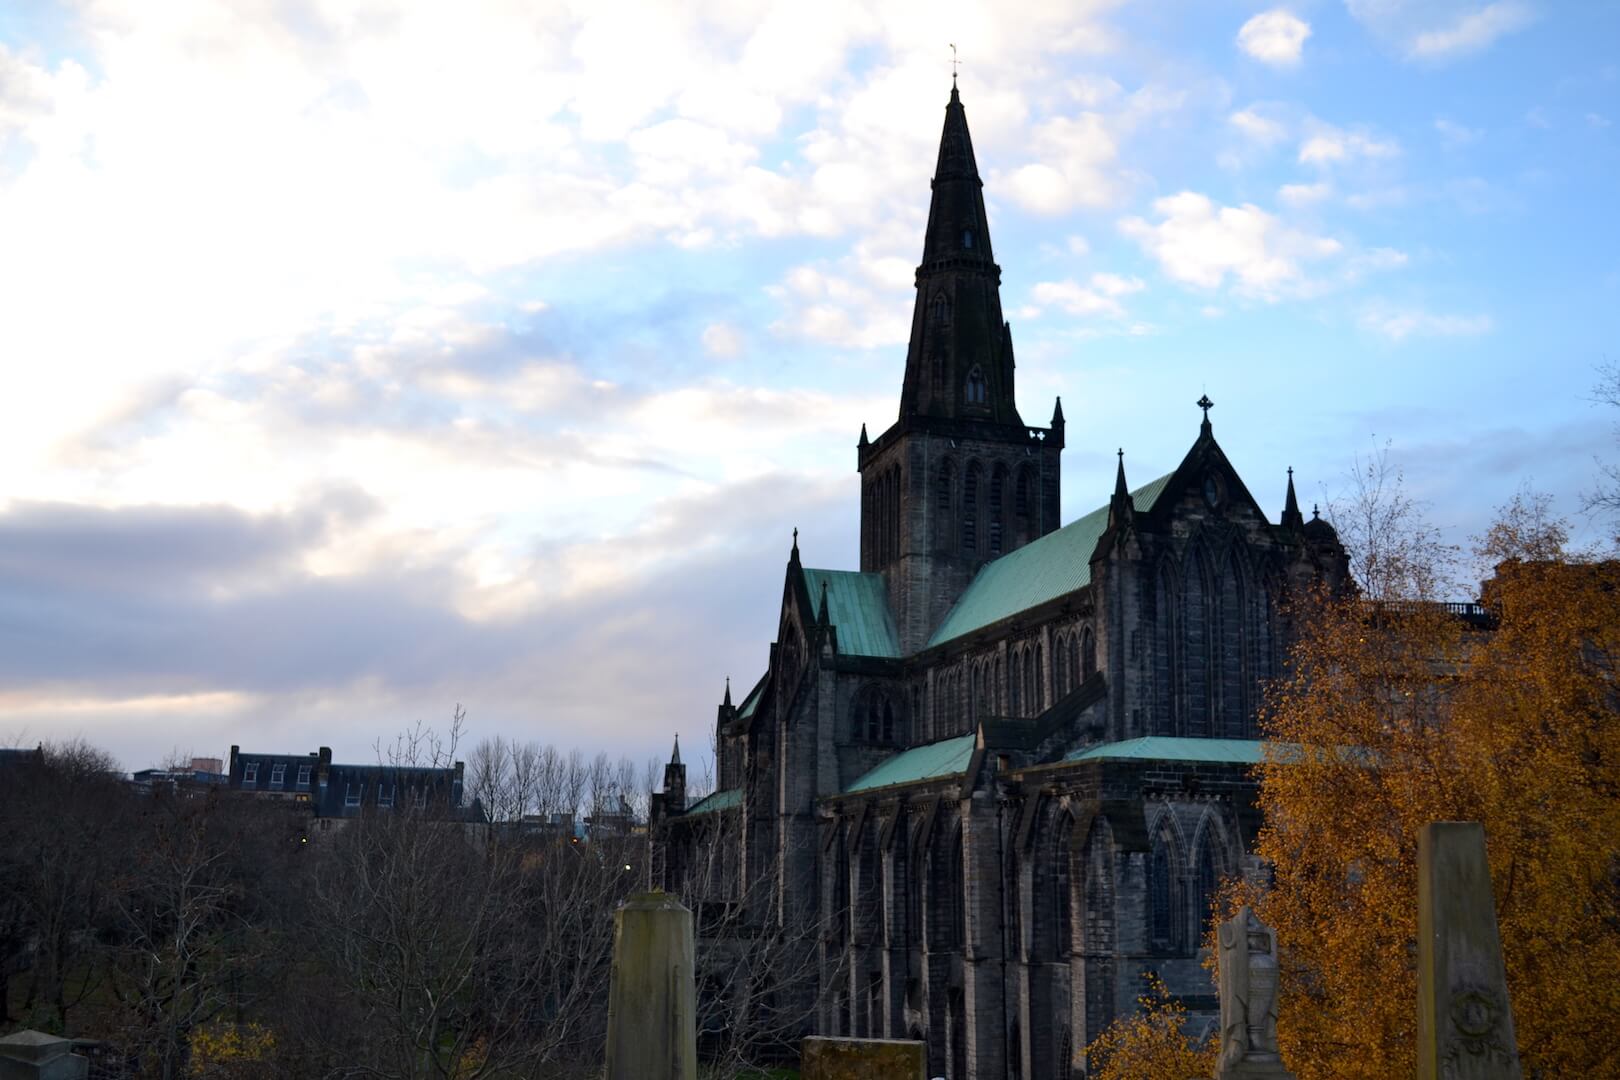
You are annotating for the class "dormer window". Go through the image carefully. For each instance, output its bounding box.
[962,229,974,249]
[965,366,988,405]
[931,293,951,327]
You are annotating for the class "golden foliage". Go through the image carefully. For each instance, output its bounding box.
[1084,973,1216,1080]
[188,1022,275,1078]
[1252,507,1620,1079]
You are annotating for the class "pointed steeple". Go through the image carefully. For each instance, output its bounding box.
[1108,448,1133,528]
[722,677,732,708]
[1282,467,1305,530]
[858,423,869,449]
[1050,396,1065,447]
[898,85,1020,425]
[670,733,681,766]
[817,579,830,626]
[789,527,800,565]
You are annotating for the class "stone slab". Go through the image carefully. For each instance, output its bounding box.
[801,1036,926,1080]
[1417,822,1522,1080]
[605,891,698,1080]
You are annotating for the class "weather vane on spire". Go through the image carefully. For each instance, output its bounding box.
[949,43,960,84]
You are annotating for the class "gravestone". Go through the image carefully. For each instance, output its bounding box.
[1417,822,1522,1080]
[801,1036,926,1080]
[0,1030,89,1080]
[1215,906,1294,1080]
[604,891,698,1080]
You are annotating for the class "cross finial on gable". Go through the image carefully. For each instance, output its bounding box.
[1197,393,1214,419]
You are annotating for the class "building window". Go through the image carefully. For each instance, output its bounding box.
[989,468,1004,556]
[296,764,311,789]
[377,784,394,808]
[1150,836,1174,948]
[269,763,286,790]
[1081,626,1097,680]
[242,762,258,787]
[962,229,974,249]
[1197,837,1220,933]
[345,782,362,808]
[962,465,979,554]
[882,701,895,742]
[964,366,987,405]
[931,292,950,327]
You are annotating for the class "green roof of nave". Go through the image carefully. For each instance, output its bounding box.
[927,473,1174,648]
[799,568,903,658]
[1063,736,1268,764]
[845,733,977,793]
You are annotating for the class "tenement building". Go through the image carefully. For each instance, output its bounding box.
[651,85,1349,1079]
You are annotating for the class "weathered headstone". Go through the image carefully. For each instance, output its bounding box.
[605,891,698,1080]
[0,1030,89,1080]
[1418,822,1522,1080]
[1215,906,1294,1080]
[801,1036,926,1080]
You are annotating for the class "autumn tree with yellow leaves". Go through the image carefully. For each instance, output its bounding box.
[1247,490,1620,1079]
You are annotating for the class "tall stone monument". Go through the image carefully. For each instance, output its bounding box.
[605,891,699,1080]
[1417,822,1522,1080]
[1215,906,1294,1080]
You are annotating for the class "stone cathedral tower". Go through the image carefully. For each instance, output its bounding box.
[858,84,1064,654]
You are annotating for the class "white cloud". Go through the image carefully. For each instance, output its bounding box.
[1230,107,1289,145]
[1003,112,1121,214]
[1348,1,1537,62]
[1119,191,1342,299]
[701,322,745,359]
[1588,113,1612,129]
[1359,308,1495,340]
[1408,2,1536,59]
[1434,117,1484,147]
[1299,124,1400,166]
[1031,273,1146,317]
[1278,181,1333,206]
[1237,10,1312,67]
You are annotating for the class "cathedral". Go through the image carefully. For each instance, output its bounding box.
[651,84,1349,1080]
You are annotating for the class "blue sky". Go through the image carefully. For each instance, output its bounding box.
[1,0,1615,776]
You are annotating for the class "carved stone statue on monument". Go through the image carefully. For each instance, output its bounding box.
[1216,906,1294,1080]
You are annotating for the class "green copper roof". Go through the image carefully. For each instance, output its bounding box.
[801,568,902,658]
[928,474,1173,647]
[685,788,742,815]
[845,733,976,793]
[735,676,765,722]
[1063,736,1268,764]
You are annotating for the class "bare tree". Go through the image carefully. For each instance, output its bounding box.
[1324,440,1459,601]
[1584,360,1620,537]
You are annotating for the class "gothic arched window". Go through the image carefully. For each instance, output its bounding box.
[965,366,988,406]
[931,292,950,327]
[1081,626,1097,681]
[1054,812,1074,956]
[962,228,974,249]
[989,467,1005,556]
[962,464,980,555]
[1196,833,1221,933]
[1149,832,1175,949]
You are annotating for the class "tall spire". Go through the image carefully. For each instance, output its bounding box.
[722,677,732,708]
[897,85,1020,425]
[1109,448,1133,527]
[1282,466,1305,530]
[670,733,681,765]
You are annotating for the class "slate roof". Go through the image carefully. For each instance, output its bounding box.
[685,788,742,815]
[845,733,977,793]
[928,473,1174,647]
[800,568,902,658]
[1063,736,1268,764]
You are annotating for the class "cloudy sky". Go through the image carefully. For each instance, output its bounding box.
[1,0,1615,776]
